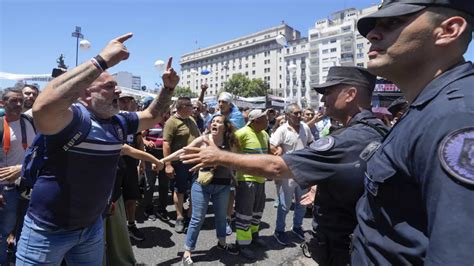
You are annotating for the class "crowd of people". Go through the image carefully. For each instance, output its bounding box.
[1,1,473,265]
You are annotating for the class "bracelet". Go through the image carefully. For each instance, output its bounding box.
[90,58,104,72]
[94,55,109,71]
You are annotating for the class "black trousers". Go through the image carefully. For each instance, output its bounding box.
[303,230,350,266]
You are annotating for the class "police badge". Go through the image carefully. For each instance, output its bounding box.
[439,127,474,185]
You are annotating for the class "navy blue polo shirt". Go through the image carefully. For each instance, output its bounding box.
[283,110,387,247]
[28,104,139,230]
[352,62,474,265]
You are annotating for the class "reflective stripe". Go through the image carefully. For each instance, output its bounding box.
[235,213,253,220]
[236,228,252,245]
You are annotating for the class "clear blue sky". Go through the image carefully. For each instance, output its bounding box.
[1,0,473,89]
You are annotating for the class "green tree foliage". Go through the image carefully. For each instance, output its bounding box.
[173,86,198,98]
[222,74,269,97]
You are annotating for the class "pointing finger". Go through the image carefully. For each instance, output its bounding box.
[166,57,173,70]
[115,32,133,43]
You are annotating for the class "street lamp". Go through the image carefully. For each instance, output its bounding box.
[154,60,165,72]
[71,26,91,66]
[190,69,198,92]
[287,64,297,104]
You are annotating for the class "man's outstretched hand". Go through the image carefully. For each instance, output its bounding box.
[180,139,222,172]
[99,32,133,68]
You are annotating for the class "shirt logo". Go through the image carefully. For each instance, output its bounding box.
[439,127,474,185]
[309,136,335,152]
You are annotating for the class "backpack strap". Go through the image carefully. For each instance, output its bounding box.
[21,113,36,133]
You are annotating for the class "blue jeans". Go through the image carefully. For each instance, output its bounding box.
[16,215,104,266]
[184,181,230,251]
[0,185,19,265]
[275,179,308,232]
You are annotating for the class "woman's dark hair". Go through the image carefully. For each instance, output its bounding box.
[211,114,239,150]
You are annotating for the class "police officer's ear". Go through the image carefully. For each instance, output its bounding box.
[344,87,357,103]
[433,16,469,47]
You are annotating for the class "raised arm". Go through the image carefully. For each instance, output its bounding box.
[137,57,179,132]
[197,84,208,112]
[33,33,133,135]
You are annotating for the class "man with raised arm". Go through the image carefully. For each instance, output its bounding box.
[15,33,179,265]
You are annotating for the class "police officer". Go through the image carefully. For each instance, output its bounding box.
[352,1,474,265]
[181,66,388,265]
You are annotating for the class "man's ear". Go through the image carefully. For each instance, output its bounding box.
[83,88,92,101]
[345,87,357,103]
[434,16,468,47]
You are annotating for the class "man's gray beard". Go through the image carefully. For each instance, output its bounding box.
[91,95,119,118]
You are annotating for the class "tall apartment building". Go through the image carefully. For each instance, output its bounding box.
[308,6,377,88]
[281,37,315,107]
[179,23,300,97]
[112,71,141,91]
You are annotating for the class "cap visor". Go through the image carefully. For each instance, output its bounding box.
[312,80,342,94]
[357,4,426,37]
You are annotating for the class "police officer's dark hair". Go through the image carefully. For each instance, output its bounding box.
[350,85,374,109]
[284,103,300,115]
[175,97,192,109]
[1,87,23,102]
[428,7,473,51]
[22,84,40,94]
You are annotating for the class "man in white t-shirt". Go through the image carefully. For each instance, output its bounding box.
[270,103,313,245]
[0,87,36,265]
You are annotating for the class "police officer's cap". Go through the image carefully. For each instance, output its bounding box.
[313,66,376,94]
[358,0,474,37]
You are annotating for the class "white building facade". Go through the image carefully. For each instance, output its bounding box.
[179,23,300,97]
[281,38,316,108]
[112,71,141,91]
[308,6,377,89]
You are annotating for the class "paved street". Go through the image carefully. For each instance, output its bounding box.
[133,181,317,265]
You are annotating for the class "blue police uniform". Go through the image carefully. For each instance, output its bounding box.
[283,109,388,266]
[352,62,474,265]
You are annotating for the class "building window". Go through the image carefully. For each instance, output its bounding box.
[252,62,256,67]
[252,70,256,75]
[330,48,337,53]
[357,43,364,49]
[322,49,328,54]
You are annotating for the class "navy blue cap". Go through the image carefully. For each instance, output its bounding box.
[313,66,376,94]
[358,0,474,37]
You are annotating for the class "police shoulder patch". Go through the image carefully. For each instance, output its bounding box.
[439,127,474,185]
[310,136,335,152]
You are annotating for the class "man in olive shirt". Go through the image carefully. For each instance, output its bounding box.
[163,97,201,233]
